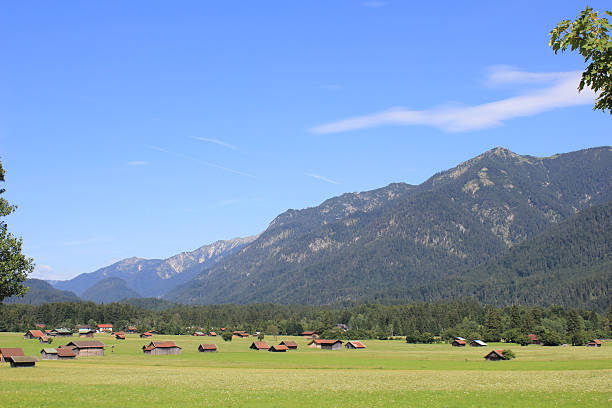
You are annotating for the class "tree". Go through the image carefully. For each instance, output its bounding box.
[550,7,612,113]
[0,159,34,302]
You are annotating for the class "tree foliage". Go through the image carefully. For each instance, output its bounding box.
[0,159,34,302]
[550,7,612,113]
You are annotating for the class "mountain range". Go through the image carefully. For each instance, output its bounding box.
[23,146,611,309]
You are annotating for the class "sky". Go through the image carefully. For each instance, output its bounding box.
[1,1,610,280]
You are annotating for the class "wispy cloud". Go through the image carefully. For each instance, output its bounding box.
[127,161,150,166]
[147,145,257,179]
[305,173,340,185]
[189,136,238,150]
[310,67,597,134]
[362,1,387,8]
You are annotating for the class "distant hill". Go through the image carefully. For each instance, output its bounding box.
[52,236,256,298]
[121,297,178,311]
[165,146,612,305]
[4,279,81,305]
[81,277,141,303]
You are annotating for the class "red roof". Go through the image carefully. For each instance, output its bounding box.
[143,341,181,349]
[26,330,45,338]
[97,324,113,328]
[269,345,288,351]
[250,341,269,350]
[454,339,466,345]
[301,331,316,335]
[279,341,298,347]
[199,344,218,350]
[57,348,77,357]
[589,339,602,345]
[310,339,342,345]
[347,341,366,348]
[528,334,538,340]
[66,341,106,349]
[0,348,25,358]
[209,332,217,336]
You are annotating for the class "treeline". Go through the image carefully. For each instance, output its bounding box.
[0,300,610,343]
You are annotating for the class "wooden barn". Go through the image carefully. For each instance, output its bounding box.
[233,331,250,338]
[79,329,95,338]
[451,339,466,347]
[6,356,37,368]
[0,348,24,363]
[126,326,138,334]
[484,350,506,361]
[586,339,602,347]
[198,344,218,352]
[65,341,106,357]
[301,331,318,338]
[142,341,182,355]
[268,345,288,352]
[39,335,50,344]
[140,332,153,338]
[249,341,269,350]
[345,341,366,349]
[193,331,206,336]
[208,331,217,336]
[308,339,343,350]
[115,332,126,340]
[279,341,298,350]
[470,340,487,347]
[51,328,73,337]
[24,330,44,339]
[41,348,59,360]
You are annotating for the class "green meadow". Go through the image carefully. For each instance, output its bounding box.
[0,332,610,407]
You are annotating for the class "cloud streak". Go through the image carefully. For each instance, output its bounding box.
[305,173,340,185]
[310,67,597,134]
[189,136,238,150]
[147,145,256,179]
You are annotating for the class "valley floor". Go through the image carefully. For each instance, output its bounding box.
[0,333,610,407]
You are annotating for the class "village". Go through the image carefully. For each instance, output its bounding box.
[0,323,604,368]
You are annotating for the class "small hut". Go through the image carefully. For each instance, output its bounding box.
[484,350,506,361]
[345,341,366,349]
[126,326,138,334]
[308,339,343,350]
[57,348,77,359]
[249,341,269,350]
[24,330,44,339]
[233,331,250,338]
[142,341,182,355]
[79,329,95,338]
[268,345,288,352]
[528,334,539,344]
[0,348,24,363]
[140,332,153,338]
[6,356,37,368]
[198,344,218,352]
[279,341,298,350]
[41,348,58,360]
[301,331,318,338]
[586,339,602,347]
[451,339,466,347]
[39,335,50,344]
[114,332,126,340]
[65,341,106,357]
[470,340,487,347]
[51,328,73,337]
[193,331,206,336]
[208,331,217,336]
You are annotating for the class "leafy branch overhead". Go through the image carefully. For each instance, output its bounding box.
[550,7,612,114]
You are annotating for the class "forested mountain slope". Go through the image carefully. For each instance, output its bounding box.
[166,146,612,305]
[4,279,81,305]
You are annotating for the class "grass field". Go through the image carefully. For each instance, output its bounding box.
[0,332,610,407]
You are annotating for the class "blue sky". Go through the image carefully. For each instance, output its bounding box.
[1,1,610,280]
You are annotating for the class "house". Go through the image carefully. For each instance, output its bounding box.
[24,330,44,339]
[0,348,24,363]
[39,335,50,344]
[301,331,318,338]
[41,348,59,360]
[279,341,298,350]
[79,329,95,338]
[452,339,466,347]
[454,336,466,341]
[233,331,250,338]
[51,328,73,337]
[126,326,138,334]
[192,331,206,336]
[140,332,153,338]
[114,332,126,340]
[484,350,506,361]
[470,340,487,347]
[586,339,602,347]
[41,348,76,360]
[65,341,106,356]
[308,339,343,350]
[345,341,366,349]
[268,345,288,352]
[198,344,218,352]
[528,334,539,344]
[208,331,217,336]
[6,356,37,368]
[142,341,182,355]
[75,325,90,330]
[97,324,113,333]
[249,341,269,350]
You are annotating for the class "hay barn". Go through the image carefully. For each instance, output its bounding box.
[279,341,298,350]
[66,341,106,357]
[470,340,487,347]
[484,350,506,361]
[198,344,218,352]
[308,339,343,350]
[24,330,44,339]
[0,348,24,363]
[7,356,37,368]
[249,341,269,350]
[268,345,288,352]
[452,339,466,347]
[345,341,366,349]
[586,339,602,347]
[142,341,182,355]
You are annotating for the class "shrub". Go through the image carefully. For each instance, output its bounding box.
[516,335,531,346]
[501,349,516,360]
[257,332,265,341]
[221,332,233,342]
[541,330,562,346]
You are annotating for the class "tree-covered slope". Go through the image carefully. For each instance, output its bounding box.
[416,200,612,310]
[3,279,81,305]
[81,277,141,303]
[166,146,612,305]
